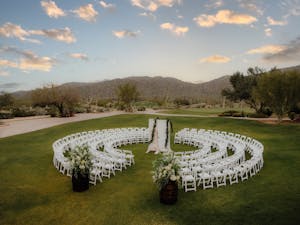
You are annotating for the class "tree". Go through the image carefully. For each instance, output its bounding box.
[31,84,79,117]
[116,83,139,112]
[253,69,300,122]
[222,67,267,113]
[0,93,15,109]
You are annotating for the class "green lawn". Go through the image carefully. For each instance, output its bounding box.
[0,114,299,225]
[159,107,255,116]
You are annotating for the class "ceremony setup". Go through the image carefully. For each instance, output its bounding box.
[52,118,264,203]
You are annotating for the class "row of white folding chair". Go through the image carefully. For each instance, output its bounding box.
[52,127,147,179]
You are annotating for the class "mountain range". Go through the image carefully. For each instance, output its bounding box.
[12,65,300,103]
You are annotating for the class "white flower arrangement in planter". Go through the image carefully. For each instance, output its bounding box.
[152,153,181,190]
[63,144,93,178]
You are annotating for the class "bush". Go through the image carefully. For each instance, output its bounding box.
[12,107,36,117]
[232,112,245,117]
[74,106,86,114]
[218,110,239,117]
[33,107,47,116]
[174,98,190,107]
[0,111,14,119]
[247,113,269,118]
[46,106,58,117]
[260,107,273,117]
[137,106,146,111]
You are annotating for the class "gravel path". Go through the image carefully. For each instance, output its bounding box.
[0,111,126,138]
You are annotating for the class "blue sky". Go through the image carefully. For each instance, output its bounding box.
[0,0,300,91]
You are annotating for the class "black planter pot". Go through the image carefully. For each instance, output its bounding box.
[72,172,89,192]
[159,180,178,204]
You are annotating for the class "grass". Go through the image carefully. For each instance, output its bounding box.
[159,107,255,116]
[0,114,300,225]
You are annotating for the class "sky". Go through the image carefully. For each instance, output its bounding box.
[0,0,300,92]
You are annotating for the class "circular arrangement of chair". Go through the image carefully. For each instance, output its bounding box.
[52,127,150,185]
[52,125,264,191]
[174,128,264,192]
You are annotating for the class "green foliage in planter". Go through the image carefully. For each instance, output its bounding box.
[152,153,180,191]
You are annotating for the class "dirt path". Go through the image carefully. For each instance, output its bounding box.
[0,111,126,138]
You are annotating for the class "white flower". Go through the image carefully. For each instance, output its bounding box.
[170,175,177,181]
[79,165,85,170]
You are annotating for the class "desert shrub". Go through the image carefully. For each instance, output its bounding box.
[74,106,86,113]
[46,106,58,117]
[174,98,190,107]
[12,107,36,117]
[247,113,269,118]
[232,112,245,117]
[33,107,47,116]
[0,111,14,119]
[137,106,146,111]
[218,110,239,117]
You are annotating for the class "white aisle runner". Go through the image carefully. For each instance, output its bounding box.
[147,119,171,154]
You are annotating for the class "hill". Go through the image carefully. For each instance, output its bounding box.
[58,75,231,102]
[11,64,300,103]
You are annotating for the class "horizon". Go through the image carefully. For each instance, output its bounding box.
[1,0,300,92]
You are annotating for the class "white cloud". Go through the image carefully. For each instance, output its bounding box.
[73,4,98,22]
[99,1,116,10]
[160,22,189,36]
[194,10,257,27]
[0,47,55,72]
[112,30,140,39]
[246,45,286,54]
[0,22,40,43]
[0,22,76,44]
[263,36,300,62]
[30,27,76,43]
[238,1,263,16]
[19,54,54,72]
[267,16,287,26]
[0,59,18,68]
[139,12,156,20]
[205,0,223,9]
[264,28,272,37]
[199,55,231,63]
[41,0,65,18]
[69,53,88,61]
[131,0,180,12]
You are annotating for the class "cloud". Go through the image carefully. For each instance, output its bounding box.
[264,28,272,37]
[41,0,65,18]
[99,1,116,10]
[0,46,55,72]
[0,59,18,68]
[0,82,21,89]
[131,0,180,12]
[112,30,140,39]
[267,16,287,26]
[0,22,40,43]
[205,0,223,9]
[0,22,76,44]
[246,45,286,54]
[139,12,156,20]
[194,10,257,27]
[160,22,189,36]
[263,36,300,62]
[69,53,88,61]
[30,27,76,43]
[73,4,98,22]
[199,55,231,63]
[238,1,263,16]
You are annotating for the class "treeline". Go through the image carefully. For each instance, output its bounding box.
[222,67,300,121]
